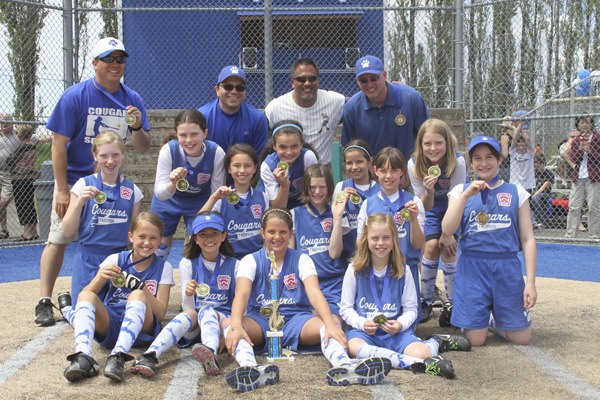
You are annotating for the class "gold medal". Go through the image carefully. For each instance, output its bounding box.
[395,114,406,126]
[373,314,388,324]
[112,273,126,288]
[428,165,441,177]
[335,192,347,203]
[125,113,137,127]
[349,193,361,205]
[176,179,189,192]
[227,192,240,205]
[399,208,411,222]
[260,304,274,317]
[94,191,107,204]
[277,161,288,171]
[195,283,210,297]
[476,211,489,226]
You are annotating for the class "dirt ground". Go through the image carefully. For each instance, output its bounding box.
[1,273,598,400]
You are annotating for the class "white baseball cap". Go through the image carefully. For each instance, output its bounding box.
[91,37,128,59]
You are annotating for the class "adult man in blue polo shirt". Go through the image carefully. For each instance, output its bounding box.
[198,66,268,155]
[342,55,429,160]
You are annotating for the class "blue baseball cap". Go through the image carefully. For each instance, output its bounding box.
[468,135,501,155]
[512,109,531,130]
[355,55,384,78]
[192,213,225,234]
[217,65,246,84]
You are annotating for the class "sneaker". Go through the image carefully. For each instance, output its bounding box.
[410,355,455,379]
[192,343,220,376]
[438,302,453,328]
[420,300,433,323]
[64,352,100,382]
[225,364,279,392]
[430,333,472,352]
[326,357,391,386]
[432,286,444,309]
[34,298,56,327]
[131,352,158,378]
[104,352,134,382]
[57,292,72,316]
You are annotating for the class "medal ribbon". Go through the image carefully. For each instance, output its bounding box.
[392,83,405,120]
[230,186,251,207]
[92,78,129,115]
[121,251,153,270]
[95,172,121,203]
[182,150,199,177]
[380,190,405,215]
[350,181,375,201]
[369,266,391,313]
[478,176,499,211]
[307,203,333,219]
[197,254,222,287]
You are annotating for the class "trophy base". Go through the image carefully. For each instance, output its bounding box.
[266,331,295,362]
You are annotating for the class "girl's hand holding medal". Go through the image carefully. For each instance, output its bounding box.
[401,200,418,222]
[170,167,189,192]
[78,185,101,204]
[185,280,197,297]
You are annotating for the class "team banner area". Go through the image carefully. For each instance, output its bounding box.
[1,0,599,245]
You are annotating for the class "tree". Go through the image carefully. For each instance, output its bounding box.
[99,0,118,38]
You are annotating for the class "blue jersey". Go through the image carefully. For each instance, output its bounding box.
[191,255,237,315]
[219,188,266,258]
[78,175,135,250]
[248,248,311,316]
[353,267,405,321]
[260,148,309,210]
[45,79,150,185]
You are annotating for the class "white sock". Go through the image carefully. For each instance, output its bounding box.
[111,300,146,355]
[320,326,351,367]
[356,344,421,370]
[420,256,439,303]
[199,306,220,354]
[73,302,96,357]
[147,312,193,358]
[423,337,440,356]
[441,260,457,303]
[62,305,75,326]
[155,244,171,260]
[223,325,257,367]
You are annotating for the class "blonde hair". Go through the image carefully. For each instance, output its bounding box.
[92,131,125,173]
[351,213,405,279]
[411,118,459,180]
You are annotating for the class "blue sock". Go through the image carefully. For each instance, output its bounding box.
[441,260,457,303]
[223,325,257,367]
[73,302,96,357]
[356,344,419,370]
[320,326,351,367]
[147,312,193,358]
[62,305,75,326]
[199,306,220,354]
[111,300,146,355]
[420,256,439,303]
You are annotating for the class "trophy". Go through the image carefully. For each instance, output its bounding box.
[265,250,288,362]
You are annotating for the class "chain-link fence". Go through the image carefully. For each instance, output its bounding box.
[1,0,599,245]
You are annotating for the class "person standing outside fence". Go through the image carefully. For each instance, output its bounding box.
[0,114,22,240]
[34,37,151,327]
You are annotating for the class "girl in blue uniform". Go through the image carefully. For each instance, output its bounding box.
[357,147,425,324]
[333,140,381,268]
[291,164,346,316]
[131,212,238,377]
[62,212,174,383]
[223,208,359,392]
[336,213,470,382]
[408,119,467,325]
[201,144,269,258]
[442,136,537,347]
[62,131,143,304]
[259,120,318,209]
[151,109,226,259]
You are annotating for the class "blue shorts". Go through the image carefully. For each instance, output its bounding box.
[451,251,531,331]
[96,304,162,349]
[246,309,315,353]
[424,210,443,237]
[408,263,421,327]
[150,198,198,237]
[346,328,421,354]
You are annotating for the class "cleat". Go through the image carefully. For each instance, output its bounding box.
[57,292,72,316]
[225,364,279,392]
[192,343,220,376]
[103,352,134,382]
[430,333,472,352]
[410,355,455,379]
[432,286,444,309]
[326,357,391,386]
[438,302,454,328]
[420,300,433,323]
[64,352,100,382]
[131,352,158,378]
[35,298,56,327]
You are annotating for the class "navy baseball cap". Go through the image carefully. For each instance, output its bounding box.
[355,55,384,78]
[468,135,501,155]
[217,65,246,84]
[192,213,225,234]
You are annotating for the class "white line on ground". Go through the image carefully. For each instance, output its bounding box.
[162,349,203,400]
[369,378,406,400]
[0,322,67,387]
[513,345,600,400]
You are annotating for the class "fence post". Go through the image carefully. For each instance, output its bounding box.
[453,0,464,109]
[264,0,273,106]
[33,161,55,242]
[63,0,74,89]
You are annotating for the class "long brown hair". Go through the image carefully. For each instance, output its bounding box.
[299,164,334,205]
[183,211,235,259]
[411,118,458,180]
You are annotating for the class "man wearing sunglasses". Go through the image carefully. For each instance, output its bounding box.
[198,65,268,155]
[34,37,151,328]
[264,58,345,165]
[342,55,429,161]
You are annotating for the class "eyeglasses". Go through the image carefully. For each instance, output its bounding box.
[357,74,381,85]
[96,55,127,64]
[220,83,246,92]
[293,75,318,83]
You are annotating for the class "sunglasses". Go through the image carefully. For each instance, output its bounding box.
[357,74,381,85]
[96,55,127,64]
[220,83,246,92]
[293,75,318,83]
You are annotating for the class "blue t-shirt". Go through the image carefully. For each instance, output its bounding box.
[46,79,150,185]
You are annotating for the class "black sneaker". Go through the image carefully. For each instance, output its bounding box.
[410,355,455,379]
[64,352,100,382]
[438,302,453,328]
[326,357,392,386]
[34,298,56,327]
[225,364,279,392]
[104,352,134,382]
[57,292,72,316]
[432,286,444,309]
[192,343,220,376]
[131,352,158,378]
[420,300,433,323]
[430,333,472,352]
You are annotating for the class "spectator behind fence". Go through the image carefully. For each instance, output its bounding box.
[501,122,535,192]
[565,116,600,239]
[556,129,580,181]
[531,155,555,230]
